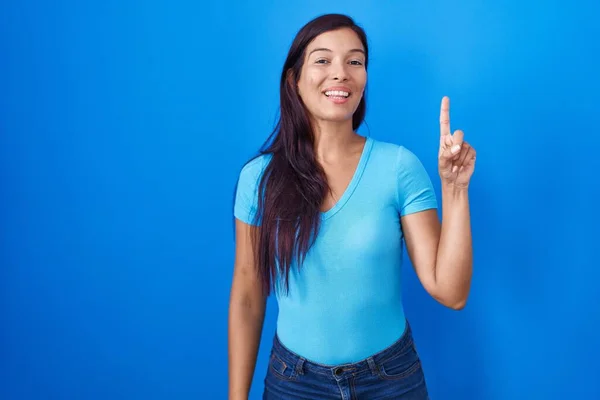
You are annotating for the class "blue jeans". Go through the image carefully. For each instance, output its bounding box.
[262,322,429,399]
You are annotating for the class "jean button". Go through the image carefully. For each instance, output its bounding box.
[334,367,343,376]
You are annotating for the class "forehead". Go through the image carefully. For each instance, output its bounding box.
[306,28,364,53]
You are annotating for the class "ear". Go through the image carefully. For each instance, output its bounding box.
[286,69,297,91]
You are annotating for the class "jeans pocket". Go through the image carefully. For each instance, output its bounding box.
[268,353,298,381]
[377,344,423,381]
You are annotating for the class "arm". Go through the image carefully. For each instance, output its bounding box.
[228,218,267,400]
[401,184,472,309]
[401,96,476,310]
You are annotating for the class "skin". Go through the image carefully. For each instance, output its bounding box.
[402,96,476,310]
[294,28,368,210]
[228,217,265,400]
[228,27,475,399]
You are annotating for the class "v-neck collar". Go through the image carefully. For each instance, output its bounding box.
[321,136,373,220]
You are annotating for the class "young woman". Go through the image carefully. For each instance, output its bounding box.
[228,13,476,400]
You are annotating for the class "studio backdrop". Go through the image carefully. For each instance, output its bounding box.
[1,1,598,399]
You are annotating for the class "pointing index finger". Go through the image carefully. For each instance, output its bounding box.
[440,96,451,138]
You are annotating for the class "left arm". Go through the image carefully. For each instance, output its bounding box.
[402,96,476,310]
[402,185,472,310]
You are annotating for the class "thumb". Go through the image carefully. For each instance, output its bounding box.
[450,130,464,155]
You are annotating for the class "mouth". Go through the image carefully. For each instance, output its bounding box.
[323,89,351,99]
[322,87,352,105]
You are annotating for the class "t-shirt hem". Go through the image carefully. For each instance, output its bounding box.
[234,207,259,226]
[400,200,438,216]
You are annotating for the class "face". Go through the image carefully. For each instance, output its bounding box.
[295,28,367,125]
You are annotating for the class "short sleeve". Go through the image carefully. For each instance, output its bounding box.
[234,156,268,226]
[395,146,438,216]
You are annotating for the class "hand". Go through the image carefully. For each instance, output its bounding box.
[438,96,476,188]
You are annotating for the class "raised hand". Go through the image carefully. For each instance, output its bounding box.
[438,96,476,188]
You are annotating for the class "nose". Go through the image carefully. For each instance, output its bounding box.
[331,61,349,81]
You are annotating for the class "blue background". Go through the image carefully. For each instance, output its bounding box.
[1,1,598,399]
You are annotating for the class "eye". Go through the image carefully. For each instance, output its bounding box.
[349,60,363,66]
[315,59,329,64]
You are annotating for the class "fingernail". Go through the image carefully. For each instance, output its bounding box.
[451,145,461,154]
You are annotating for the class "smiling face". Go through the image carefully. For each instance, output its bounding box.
[295,28,367,127]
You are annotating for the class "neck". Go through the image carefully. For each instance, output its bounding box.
[311,119,361,163]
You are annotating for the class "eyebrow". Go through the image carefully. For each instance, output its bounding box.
[308,47,365,56]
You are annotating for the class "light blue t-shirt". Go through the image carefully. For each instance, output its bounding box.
[234,136,438,365]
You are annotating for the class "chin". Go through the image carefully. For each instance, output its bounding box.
[316,113,354,124]
[317,106,358,123]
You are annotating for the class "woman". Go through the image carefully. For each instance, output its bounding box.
[228,13,476,400]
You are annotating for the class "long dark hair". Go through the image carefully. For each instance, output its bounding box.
[249,14,369,295]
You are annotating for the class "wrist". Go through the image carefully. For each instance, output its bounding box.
[441,181,469,200]
[229,387,249,400]
[442,180,468,191]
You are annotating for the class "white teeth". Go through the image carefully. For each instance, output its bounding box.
[324,90,349,97]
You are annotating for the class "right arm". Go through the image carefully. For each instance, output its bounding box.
[228,218,267,400]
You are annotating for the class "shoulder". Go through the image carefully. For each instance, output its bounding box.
[368,138,437,213]
[234,153,273,225]
[237,153,272,184]
[368,137,424,170]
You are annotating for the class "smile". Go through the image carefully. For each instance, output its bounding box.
[324,90,350,98]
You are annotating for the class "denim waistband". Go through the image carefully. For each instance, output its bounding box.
[270,321,414,379]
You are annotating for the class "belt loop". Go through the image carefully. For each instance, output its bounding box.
[367,357,378,375]
[295,357,305,375]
